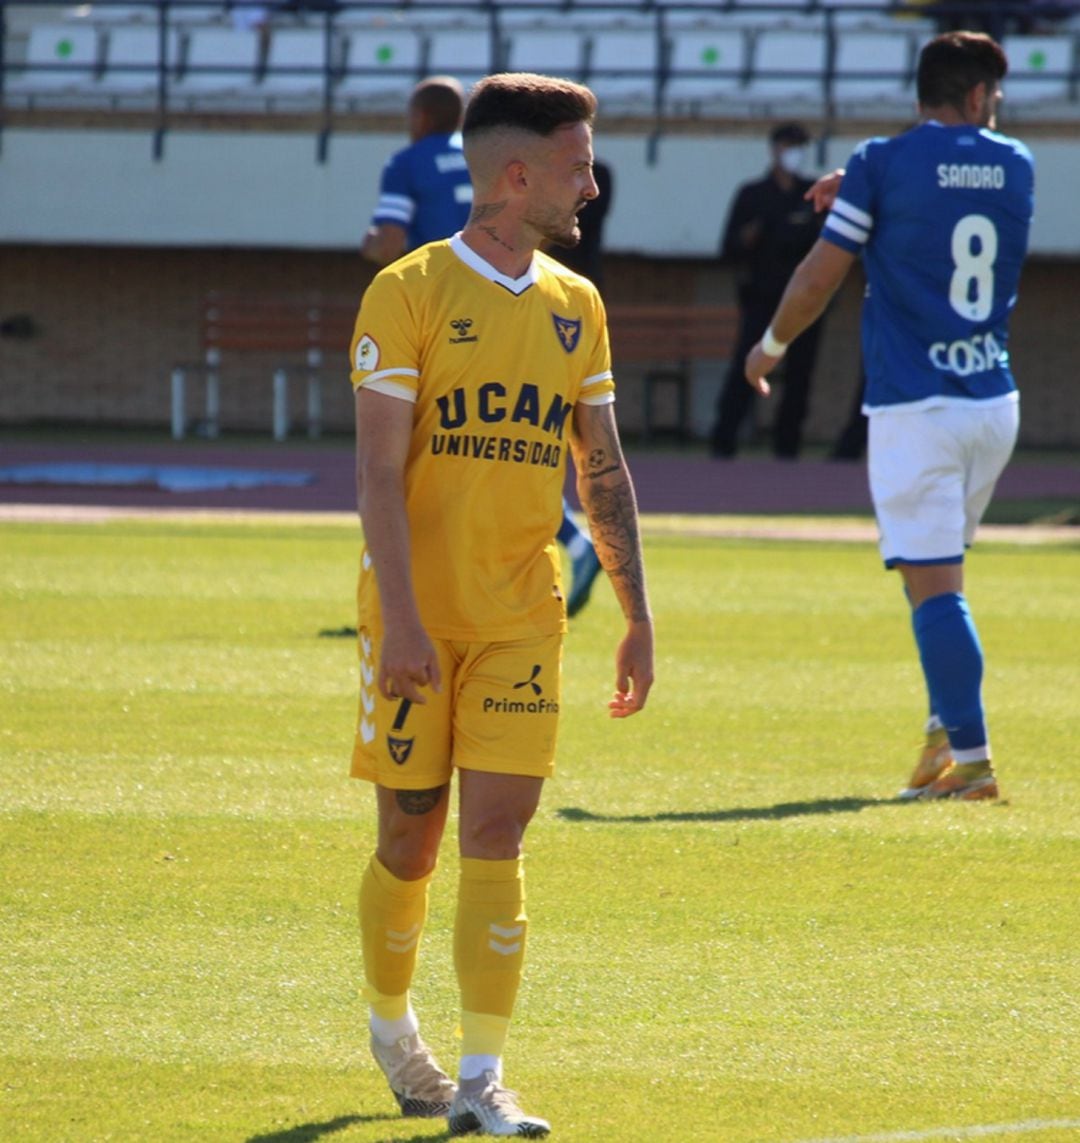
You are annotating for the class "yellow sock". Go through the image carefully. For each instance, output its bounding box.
[359,855,431,1022]
[455,856,527,1058]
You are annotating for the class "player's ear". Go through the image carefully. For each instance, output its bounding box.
[506,159,529,193]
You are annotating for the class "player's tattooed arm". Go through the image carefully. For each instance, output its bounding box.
[574,406,651,624]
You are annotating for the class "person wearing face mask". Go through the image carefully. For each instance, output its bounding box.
[710,122,826,459]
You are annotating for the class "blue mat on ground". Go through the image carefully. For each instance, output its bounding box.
[0,462,314,492]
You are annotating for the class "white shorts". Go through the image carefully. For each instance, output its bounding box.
[867,397,1019,568]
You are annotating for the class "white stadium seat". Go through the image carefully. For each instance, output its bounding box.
[1002,34,1074,104]
[503,27,588,81]
[587,27,660,112]
[7,23,99,102]
[425,28,498,86]
[97,25,181,102]
[831,29,913,107]
[745,29,827,105]
[260,27,333,104]
[337,27,422,109]
[664,28,748,111]
[173,26,260,103]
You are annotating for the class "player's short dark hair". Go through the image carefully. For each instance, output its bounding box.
[769,122,809,146]
[917,32,1008,111]
[410,76,464,134]
[463,73,597,139]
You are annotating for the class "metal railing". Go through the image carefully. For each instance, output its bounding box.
[1,0,1076,160]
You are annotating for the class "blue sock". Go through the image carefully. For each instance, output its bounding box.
[904,587,941,731]
[557,498,591,558]
[911,592,989,762]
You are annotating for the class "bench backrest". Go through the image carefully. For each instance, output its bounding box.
[606,303,738,366]
[197,295,736,371]
[201,292,358,365]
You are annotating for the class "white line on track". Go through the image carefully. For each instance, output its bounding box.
[790,1117,1080,1143]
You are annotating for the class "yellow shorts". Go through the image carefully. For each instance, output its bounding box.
[351,629,563,789]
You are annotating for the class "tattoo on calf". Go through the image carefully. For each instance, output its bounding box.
[396,787,445,816]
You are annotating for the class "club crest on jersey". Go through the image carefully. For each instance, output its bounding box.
[387,735,414,765]
[552,314,582,354]
[355,334,379,372]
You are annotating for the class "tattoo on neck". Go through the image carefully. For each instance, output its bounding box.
[479,226,515,252]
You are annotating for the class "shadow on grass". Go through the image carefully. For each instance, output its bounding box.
[556,796,896,825]
[247,1113,449,1143]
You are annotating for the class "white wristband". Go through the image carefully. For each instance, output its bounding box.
[761,325,789,357]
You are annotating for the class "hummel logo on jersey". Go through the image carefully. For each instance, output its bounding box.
[552,314,582,353]
[449,317,478,344]
[513,664,543,696]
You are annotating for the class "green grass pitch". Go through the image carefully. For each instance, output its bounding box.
[1,517,1078,1142]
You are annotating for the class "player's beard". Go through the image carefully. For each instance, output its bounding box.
[527,201,584,249]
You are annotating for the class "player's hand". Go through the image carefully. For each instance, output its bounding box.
[745,344,781,395]
[378,622,442,703]
[804,168,845,213]
[609,619,654,718]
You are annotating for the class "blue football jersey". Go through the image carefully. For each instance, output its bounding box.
[823,122,1034,411]
[370,131,473,251]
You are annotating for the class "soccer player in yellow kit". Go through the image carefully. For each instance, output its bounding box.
[349,74,654,1137]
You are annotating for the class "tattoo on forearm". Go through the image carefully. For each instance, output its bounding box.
[574,412,649,622]
[583,480,650,623]
[586,445,622,481]
[396,787,444,816]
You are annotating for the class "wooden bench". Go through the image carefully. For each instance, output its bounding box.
[606,303,739,440]
[171,291,358,440]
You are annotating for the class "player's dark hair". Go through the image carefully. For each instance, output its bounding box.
[463,73,597,139]
[410,76,464,134]
[917,32,1008,111]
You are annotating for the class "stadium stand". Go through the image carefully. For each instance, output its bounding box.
[1,1,1077,127]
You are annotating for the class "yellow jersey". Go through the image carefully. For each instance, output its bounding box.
[350,235,616,641]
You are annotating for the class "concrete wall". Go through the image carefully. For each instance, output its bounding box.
[0,126,1078,255]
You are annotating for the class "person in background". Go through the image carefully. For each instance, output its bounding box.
[745,31,1033,802]
[710,122,825,459]
[360,76,473,267]
[362,75,603,617]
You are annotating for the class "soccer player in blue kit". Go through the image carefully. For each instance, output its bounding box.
[745,31,1034,801]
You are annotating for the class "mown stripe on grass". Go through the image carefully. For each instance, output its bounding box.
[792,1116,1080,1143]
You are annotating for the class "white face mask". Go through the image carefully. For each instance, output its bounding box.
[778,146,806,175]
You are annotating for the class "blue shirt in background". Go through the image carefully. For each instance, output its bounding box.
[823,121,1034,413]
[370,131,473,252]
